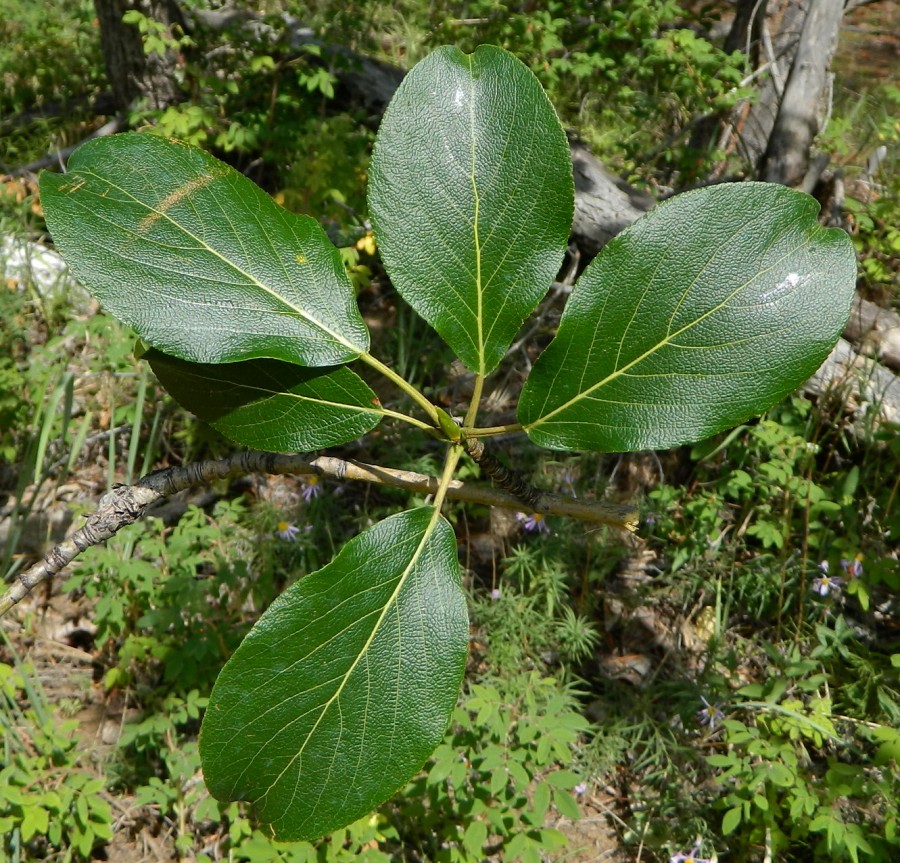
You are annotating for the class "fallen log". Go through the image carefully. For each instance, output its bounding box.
[846,295,900,372]
[804,337,900,433]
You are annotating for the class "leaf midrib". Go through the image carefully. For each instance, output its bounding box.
[467,54,485,376]
[260,507,444,815]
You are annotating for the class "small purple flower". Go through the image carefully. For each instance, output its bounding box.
[697,696,724,731]
[573,782,587,796]
[275,521,301,542]
[670,845,711,863]
[490,587,502,600]
[300,475,321,502]
[559,469,577,496]
[812,574,844,597]
[516,511,550,534]
[841,557,863,579]
[818,560,829,574]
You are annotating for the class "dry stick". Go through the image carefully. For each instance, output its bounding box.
[0,450,638,616]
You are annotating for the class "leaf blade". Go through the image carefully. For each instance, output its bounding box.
[369,45,573,374]
[40,133,369,366]
[144,349,383,451]
[200,507,468,841]
[519,183,857,451]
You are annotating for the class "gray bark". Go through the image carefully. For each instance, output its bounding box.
[724,0,811,172]
[761,0,845,185]
[569,139,655,257]
[845,295,900,372]
[804,338,900,433]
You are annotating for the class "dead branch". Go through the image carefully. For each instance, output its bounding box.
[9,118,122,178]
[0,449,638,617]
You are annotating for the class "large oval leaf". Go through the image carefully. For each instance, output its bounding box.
[144,349,383,451]
[200,507,468,841]
[368,44,573,375]
[40,133,369,367]
[519,183,857,451]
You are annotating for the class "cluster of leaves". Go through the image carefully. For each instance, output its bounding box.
[389,673,589,863]
[33,33,858,844]
[125,5,373,227]
[3,4,893,860]
[602,378,897,861]
[0,660,112,860]
[64,501,262,694]
[0,0,104,167]
[27,497,593,861]
[649,393,898,618]
[705,630,900,863]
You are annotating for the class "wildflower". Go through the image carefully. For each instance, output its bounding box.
[812,573,844,597]
[697,696,724,731]
[275,521,302,542]
[516,511,550,534]
[490,587,502,600]
[670,844,711,863]
[841,556,864,579]
[300,474,321,502]
[573,782,587,796]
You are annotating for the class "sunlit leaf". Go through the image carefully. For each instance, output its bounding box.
[369,45,573,374]
[40,133,369,367]
[519,183,856,451]
[144,349,383,451]
[200,508,468,841]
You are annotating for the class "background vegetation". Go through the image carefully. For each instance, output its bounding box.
[1,1,897,861]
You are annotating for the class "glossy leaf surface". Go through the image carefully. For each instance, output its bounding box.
[200,508,468,841]
[519,183,857,451]
[40,133,369,367]
[145,349,382,451]
[369,45,573,374]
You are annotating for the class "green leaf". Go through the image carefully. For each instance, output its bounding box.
[200,507,468,841]
[551,787,582,820]
[369,45,573,375]
[40,133,369,367]
[20,804,49,841]
[722,805,743,836]
[531,781,551,823]
[767,762,795,787]
[144,349,383,450]
[519,183,856,451]
[545,769,580,790]
[463,820,488,857]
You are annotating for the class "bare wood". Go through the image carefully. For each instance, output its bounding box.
[0,450,638,617]
[803,337,900,432]
[569,139,654,257]
[844,295,900,372]
[761,0,844,185]
[722,0,808,172]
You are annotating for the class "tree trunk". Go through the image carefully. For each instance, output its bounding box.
[760,0,845,185]
[732,0,808,172]
[93,0,186,112]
